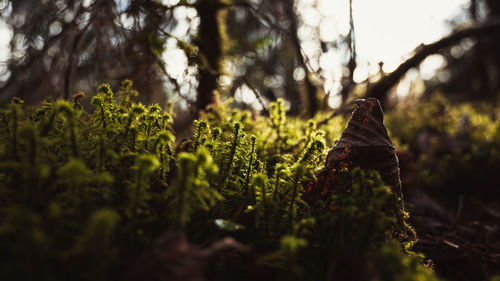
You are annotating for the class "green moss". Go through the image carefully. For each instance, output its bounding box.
[0,82,439,281]
[373,240,442,281]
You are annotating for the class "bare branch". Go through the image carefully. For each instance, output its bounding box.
[366,18,500,106]
[241,76,269,114]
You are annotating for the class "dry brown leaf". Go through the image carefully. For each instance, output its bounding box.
[305,98,403,206]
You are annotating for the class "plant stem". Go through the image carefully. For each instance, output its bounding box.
[11,107,18,160]
[131,130,137,152]
[68,117,78,158]
[100,105,107,129]
[40,110,56,136]
[262,182,270,237]
[288,172,300,230]
[243,137,256,199]
[221,123,240,191]
[145,123,151,150]
[273,172,280,200]
[99,137,105,171]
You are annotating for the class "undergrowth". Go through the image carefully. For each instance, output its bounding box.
[0,81,438,281]
[385,94,500,202]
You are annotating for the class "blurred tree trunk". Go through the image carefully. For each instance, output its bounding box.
[196,0,223,112]
[484,0,500,96]
[463,0,494,100]
[469,0,491,99]
[127,25,167,105]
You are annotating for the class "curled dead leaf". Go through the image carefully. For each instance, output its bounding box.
[305,98,403,207]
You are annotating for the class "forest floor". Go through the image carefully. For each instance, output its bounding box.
[405,174,500,280]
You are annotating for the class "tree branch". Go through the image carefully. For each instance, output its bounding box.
[241,76,269,114]
[366,18,500,106]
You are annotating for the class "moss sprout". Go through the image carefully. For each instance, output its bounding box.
[0,81,444,281]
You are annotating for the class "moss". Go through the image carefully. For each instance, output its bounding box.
[0,82,440,281]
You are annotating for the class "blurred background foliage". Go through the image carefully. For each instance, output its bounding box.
[1,0,499,118]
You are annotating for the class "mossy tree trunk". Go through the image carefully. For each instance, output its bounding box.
[196,0,223,112]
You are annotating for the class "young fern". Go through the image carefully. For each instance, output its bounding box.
[252,173,271,236]
[193,120,208,151]
[168,148,222,229]
[18,123,50,205]
[37,99,57,137]
[121,104,146,150]
[129,126,138,152]
[273,163,290,200]
[0,109,10,137]
[8,98,23,160]
[126,154,160,217]
[270,98,287,153]
[91,84,119,130]
[303,120,315,150]
[91,93,108,130]
[212,126,222,142]
[287,164,306,231]
[115,79,138,109]
[152,131,175,177]
[143,104,162,150]
[19,124,37,166]
[57,158,92,206]
[220,122,242,191]
[56,100,79,158]
[298,130,326,164]
[243,135,257,200]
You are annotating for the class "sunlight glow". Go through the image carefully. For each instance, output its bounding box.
[0,20,11,62]
[235,84,264,111]
[310,0,469,99]
[0,19,12,78]
[352,0,467,72]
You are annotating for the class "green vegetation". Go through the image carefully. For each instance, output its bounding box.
[386,94,500,202]
[0,82,443,281]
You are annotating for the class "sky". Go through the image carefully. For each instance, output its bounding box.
[349,0,468,76]
[0,0,471,107]
[304,0,470,106]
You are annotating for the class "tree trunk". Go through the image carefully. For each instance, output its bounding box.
[196,0,223,112]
